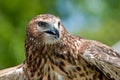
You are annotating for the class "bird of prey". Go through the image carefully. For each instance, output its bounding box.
[0,14,120,80]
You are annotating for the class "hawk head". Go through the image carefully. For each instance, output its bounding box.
[26,14,65,44]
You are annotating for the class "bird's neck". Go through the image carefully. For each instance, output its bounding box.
[23,34,82,79]
[24,36,65,79]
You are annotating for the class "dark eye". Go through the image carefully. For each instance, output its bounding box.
[38,21,46,27]
[58,22,60,28]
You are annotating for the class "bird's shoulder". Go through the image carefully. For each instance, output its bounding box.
[0,64,26,80]
[72,36,120,79]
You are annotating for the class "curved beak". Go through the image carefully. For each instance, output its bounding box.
[44,27,59,39]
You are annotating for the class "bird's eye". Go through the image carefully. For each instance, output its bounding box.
[58,22,60,28]
[38,21,46,27]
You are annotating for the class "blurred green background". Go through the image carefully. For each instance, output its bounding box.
[0,0,120,69]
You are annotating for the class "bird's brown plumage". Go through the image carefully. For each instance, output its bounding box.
[0,14,120,80]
